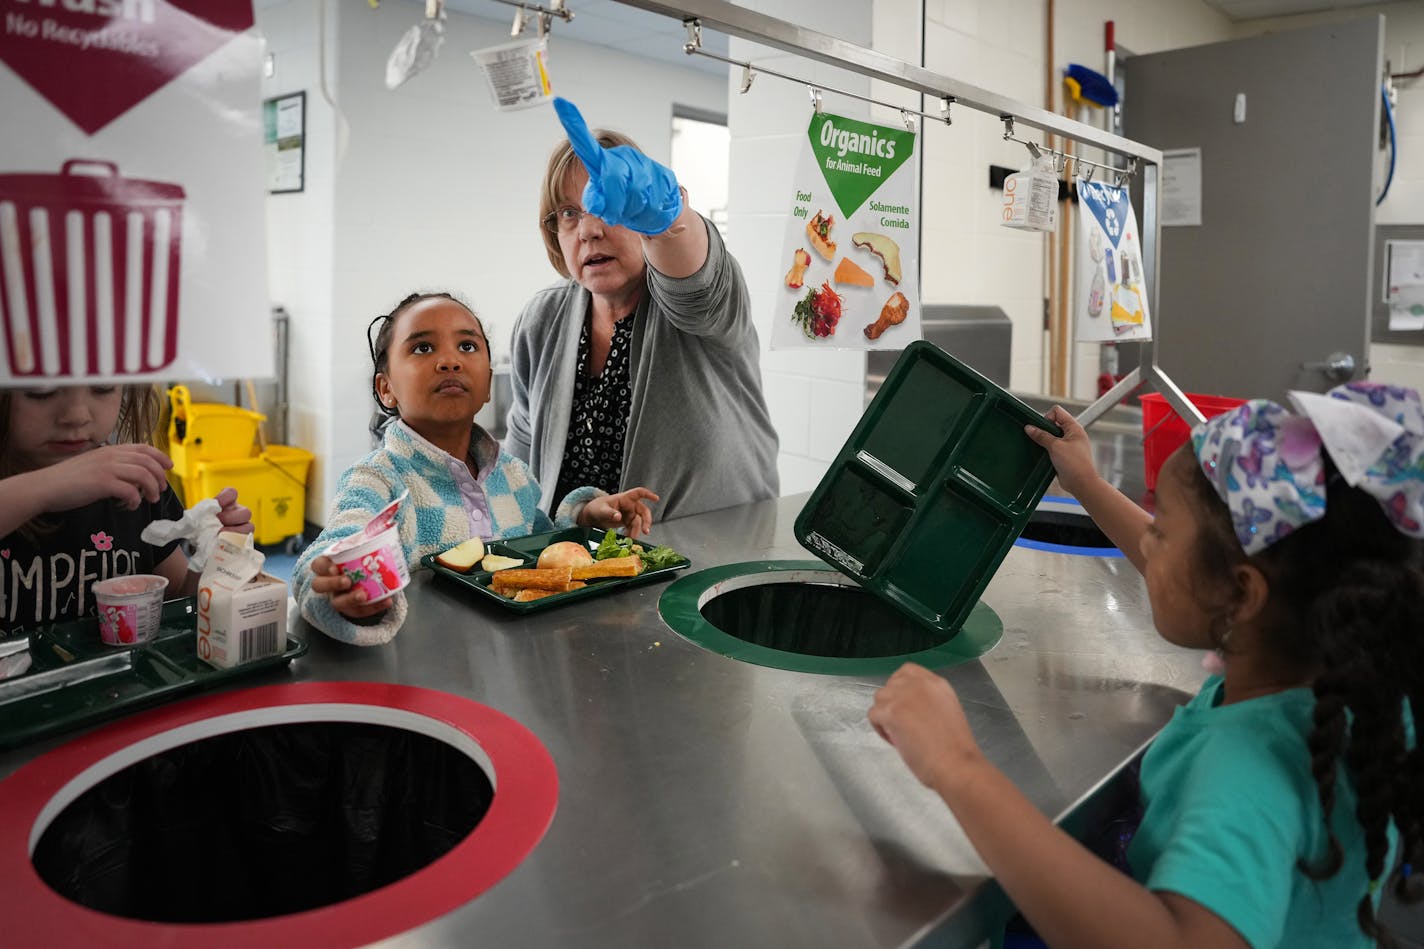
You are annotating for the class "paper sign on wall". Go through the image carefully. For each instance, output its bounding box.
[772,112,920,351]
[0,0,270,384]
[1075,176,1152,342]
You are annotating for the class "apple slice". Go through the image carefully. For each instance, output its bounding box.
[434,537,485,573]
[481,554,524,572]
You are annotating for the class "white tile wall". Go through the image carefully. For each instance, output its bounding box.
[259,0,336,522]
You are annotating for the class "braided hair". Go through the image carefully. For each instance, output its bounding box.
[366,291,481,419]
[1169,446,1423,944]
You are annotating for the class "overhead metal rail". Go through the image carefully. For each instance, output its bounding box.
[594,0,1203,429]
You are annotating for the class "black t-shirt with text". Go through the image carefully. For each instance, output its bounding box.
[1,486,184,635]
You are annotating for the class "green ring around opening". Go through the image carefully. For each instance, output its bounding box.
[657,560,1003,676]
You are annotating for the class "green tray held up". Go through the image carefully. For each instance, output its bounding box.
[794,340,1063,635]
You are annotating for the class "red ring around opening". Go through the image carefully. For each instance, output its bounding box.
[0,682,559,948]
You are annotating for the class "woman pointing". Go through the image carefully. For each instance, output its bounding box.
[505,98,779,522]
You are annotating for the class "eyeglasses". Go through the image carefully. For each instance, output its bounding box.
[542,205,588,235]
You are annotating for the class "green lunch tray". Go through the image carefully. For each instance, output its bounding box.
[794,340,1063,634]
[423,526,691,614]
[0,598,307,750]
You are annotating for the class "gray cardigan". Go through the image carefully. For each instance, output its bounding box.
[505,217,779,522]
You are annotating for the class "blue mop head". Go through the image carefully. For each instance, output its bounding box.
[1065,64,1119,108]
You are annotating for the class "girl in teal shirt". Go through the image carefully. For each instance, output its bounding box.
[871,383,1422,948]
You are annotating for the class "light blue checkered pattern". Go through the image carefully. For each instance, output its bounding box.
[295,421,596,645]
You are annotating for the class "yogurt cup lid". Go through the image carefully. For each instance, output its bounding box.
[93,575,169,598]
[328,492,408,557]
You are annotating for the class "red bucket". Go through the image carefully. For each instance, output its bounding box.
[1140,392,1247,491]
[0,160,185,378]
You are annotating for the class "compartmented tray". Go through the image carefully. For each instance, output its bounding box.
[794,340,1063,634]
[423,526,691,613]
[0,598,306,750]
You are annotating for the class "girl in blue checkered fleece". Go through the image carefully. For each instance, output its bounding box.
[872,383,1422,949]
[295,292,657,645]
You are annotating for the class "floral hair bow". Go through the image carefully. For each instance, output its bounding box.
[1189,382,1424,554]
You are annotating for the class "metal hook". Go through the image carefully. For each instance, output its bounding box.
[537,11,550,36]
[809,87,823,114]
[1053,152,1067,174]
[939,96,953,126]
[683,19,701,55]
[510,5,526,36]
[1024,140,1041,161]
[739,63,755,94]
[1001,115,1015,140]
[1082,163,1096,184]
[901,110,916,133]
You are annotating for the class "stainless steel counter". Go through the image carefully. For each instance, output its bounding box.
[378,491,1202,947]
[1,470,1206,947]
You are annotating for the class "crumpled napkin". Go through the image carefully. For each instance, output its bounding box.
[141,498,225,573]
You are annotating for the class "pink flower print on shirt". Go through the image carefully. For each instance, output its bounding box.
[91,531,114,552]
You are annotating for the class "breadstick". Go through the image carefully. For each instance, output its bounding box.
[512,588,558,602]
[571,556,643,580]
[490,566,572,592]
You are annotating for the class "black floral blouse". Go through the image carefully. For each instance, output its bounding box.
[552,312,635,509]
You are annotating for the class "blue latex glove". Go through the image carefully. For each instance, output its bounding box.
[553,97,683,235]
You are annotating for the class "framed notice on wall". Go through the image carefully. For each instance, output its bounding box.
[265,91,305,194]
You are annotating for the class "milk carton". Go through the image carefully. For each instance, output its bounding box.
[195,531,288,669]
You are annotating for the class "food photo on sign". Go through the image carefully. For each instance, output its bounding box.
[772,109,921,351]
[0,0,270,384]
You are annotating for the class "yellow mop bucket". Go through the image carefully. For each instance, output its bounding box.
[167,384,264,479]
[187,445,314,548]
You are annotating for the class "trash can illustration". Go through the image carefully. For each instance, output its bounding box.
[0,160,184,378]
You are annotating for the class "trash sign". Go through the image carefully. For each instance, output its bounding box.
[1075,176,1152,342]
[0,1,270,384]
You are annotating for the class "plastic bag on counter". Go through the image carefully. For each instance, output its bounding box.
[31,721,493,922]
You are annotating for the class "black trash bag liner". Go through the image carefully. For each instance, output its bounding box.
[699,583,950,658]
[32,721,493,923]
[1019,510,1115,549]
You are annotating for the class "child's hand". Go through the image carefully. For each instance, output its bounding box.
[579,487,660,539]
[308,554,389,620]
[1024,405,1099,498]
[41,444,173,512]
[212,487,254,535]
[869,663,985,795]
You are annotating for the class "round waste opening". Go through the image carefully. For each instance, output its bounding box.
[1015,500,1123,557]
[660,561,1002,675]
[0,683,558,948]
[32,720,492,923]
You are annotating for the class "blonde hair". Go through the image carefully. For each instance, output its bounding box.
[538,128,643,279]
[0,384,162,537]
